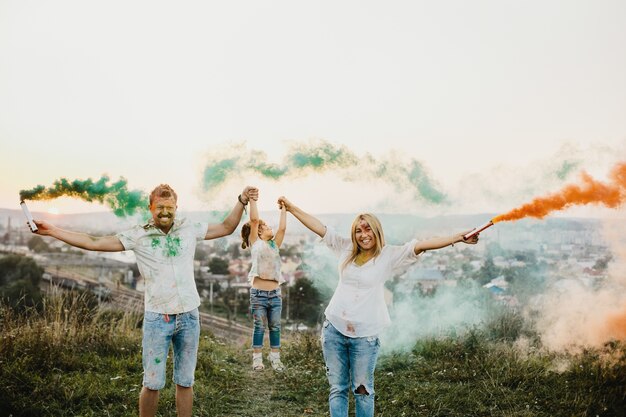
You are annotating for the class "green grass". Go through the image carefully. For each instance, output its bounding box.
[1,291,625,416]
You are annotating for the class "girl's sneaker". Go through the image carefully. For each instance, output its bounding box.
[252,353,264,371]
[269,353,285,372]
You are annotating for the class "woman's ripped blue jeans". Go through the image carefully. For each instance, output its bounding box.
[321,320,380,417]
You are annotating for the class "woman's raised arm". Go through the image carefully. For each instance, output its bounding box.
[277,196,326,238]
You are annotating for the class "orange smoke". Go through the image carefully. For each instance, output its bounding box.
[603,306,626,341]
[492,162,626,223]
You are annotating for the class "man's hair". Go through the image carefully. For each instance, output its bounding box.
[149,184,178,206]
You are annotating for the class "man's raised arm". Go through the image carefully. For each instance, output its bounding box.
[204,186,259,240]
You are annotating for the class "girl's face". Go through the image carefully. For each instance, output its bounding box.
[354,219,376,252]
[258,221,274,240]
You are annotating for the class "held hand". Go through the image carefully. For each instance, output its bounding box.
[32,220,55,236]
[277,196,293,212]
[242,186,259,202]
[459,230,479,245]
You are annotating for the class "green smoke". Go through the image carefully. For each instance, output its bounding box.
[202,158,240,192]
[285,141,358,171]
[200,141,358,191]
[556,160,580,180]
[249,160,289,180]
[19,176,148,217]
[201,140,448,205]
[407,160,447,204]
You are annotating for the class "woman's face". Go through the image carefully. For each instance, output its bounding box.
[354,219,376,251]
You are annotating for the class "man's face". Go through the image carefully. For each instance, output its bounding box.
[150,196,177,231]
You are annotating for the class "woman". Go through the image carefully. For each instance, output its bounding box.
[277,196,479,417]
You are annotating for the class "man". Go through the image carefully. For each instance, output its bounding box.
[32,184,257,417]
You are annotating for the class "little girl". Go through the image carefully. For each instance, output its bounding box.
[241,196,287,371]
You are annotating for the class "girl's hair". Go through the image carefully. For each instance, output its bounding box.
[241,222,252,249]
[341,213,385,272]
[240,220,266,249]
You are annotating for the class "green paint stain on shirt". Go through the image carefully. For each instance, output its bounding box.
[151,238,161,249]
[155,357,161,364]
[164,235,182,257]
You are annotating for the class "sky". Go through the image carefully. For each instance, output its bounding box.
[1,0,625,216]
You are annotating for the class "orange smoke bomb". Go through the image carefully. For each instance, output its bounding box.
[463,220,494,240]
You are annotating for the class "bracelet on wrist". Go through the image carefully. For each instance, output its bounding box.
[238,194,249,205]
[238,194,248,213]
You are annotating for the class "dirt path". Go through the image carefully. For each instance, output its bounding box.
[215,349,327,417]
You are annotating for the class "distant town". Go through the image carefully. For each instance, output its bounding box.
[0,207,616,329]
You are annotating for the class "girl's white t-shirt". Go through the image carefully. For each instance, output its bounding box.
[321,227,420,338]
[247,239,285,284]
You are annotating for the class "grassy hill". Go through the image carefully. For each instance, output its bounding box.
[1,290,625,416]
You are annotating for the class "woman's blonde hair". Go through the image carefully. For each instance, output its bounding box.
[341,213,385,271]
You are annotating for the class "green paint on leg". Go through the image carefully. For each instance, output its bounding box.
[155,358,161,364]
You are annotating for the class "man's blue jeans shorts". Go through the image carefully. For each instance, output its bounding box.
[142,308,200,390]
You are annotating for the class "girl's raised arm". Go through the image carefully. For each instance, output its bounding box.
[274,202,287,248]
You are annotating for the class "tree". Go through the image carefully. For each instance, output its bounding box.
[0,254,43,287]
[228,242,241,259]
[513,250,537,264]
[0,279,42,310]
[208,257,229,275]
[475,255,500,285]
[0,254,43,309]
[220,286,236,320]
[285,277,323,326]
[27,235,50,253]
[280,244,299,258]
[507,265,546,303]
[593,255,612,271]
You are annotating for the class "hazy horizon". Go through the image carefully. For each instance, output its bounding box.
[2,1,625,219]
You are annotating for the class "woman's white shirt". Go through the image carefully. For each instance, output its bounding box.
[321,227,420,338]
